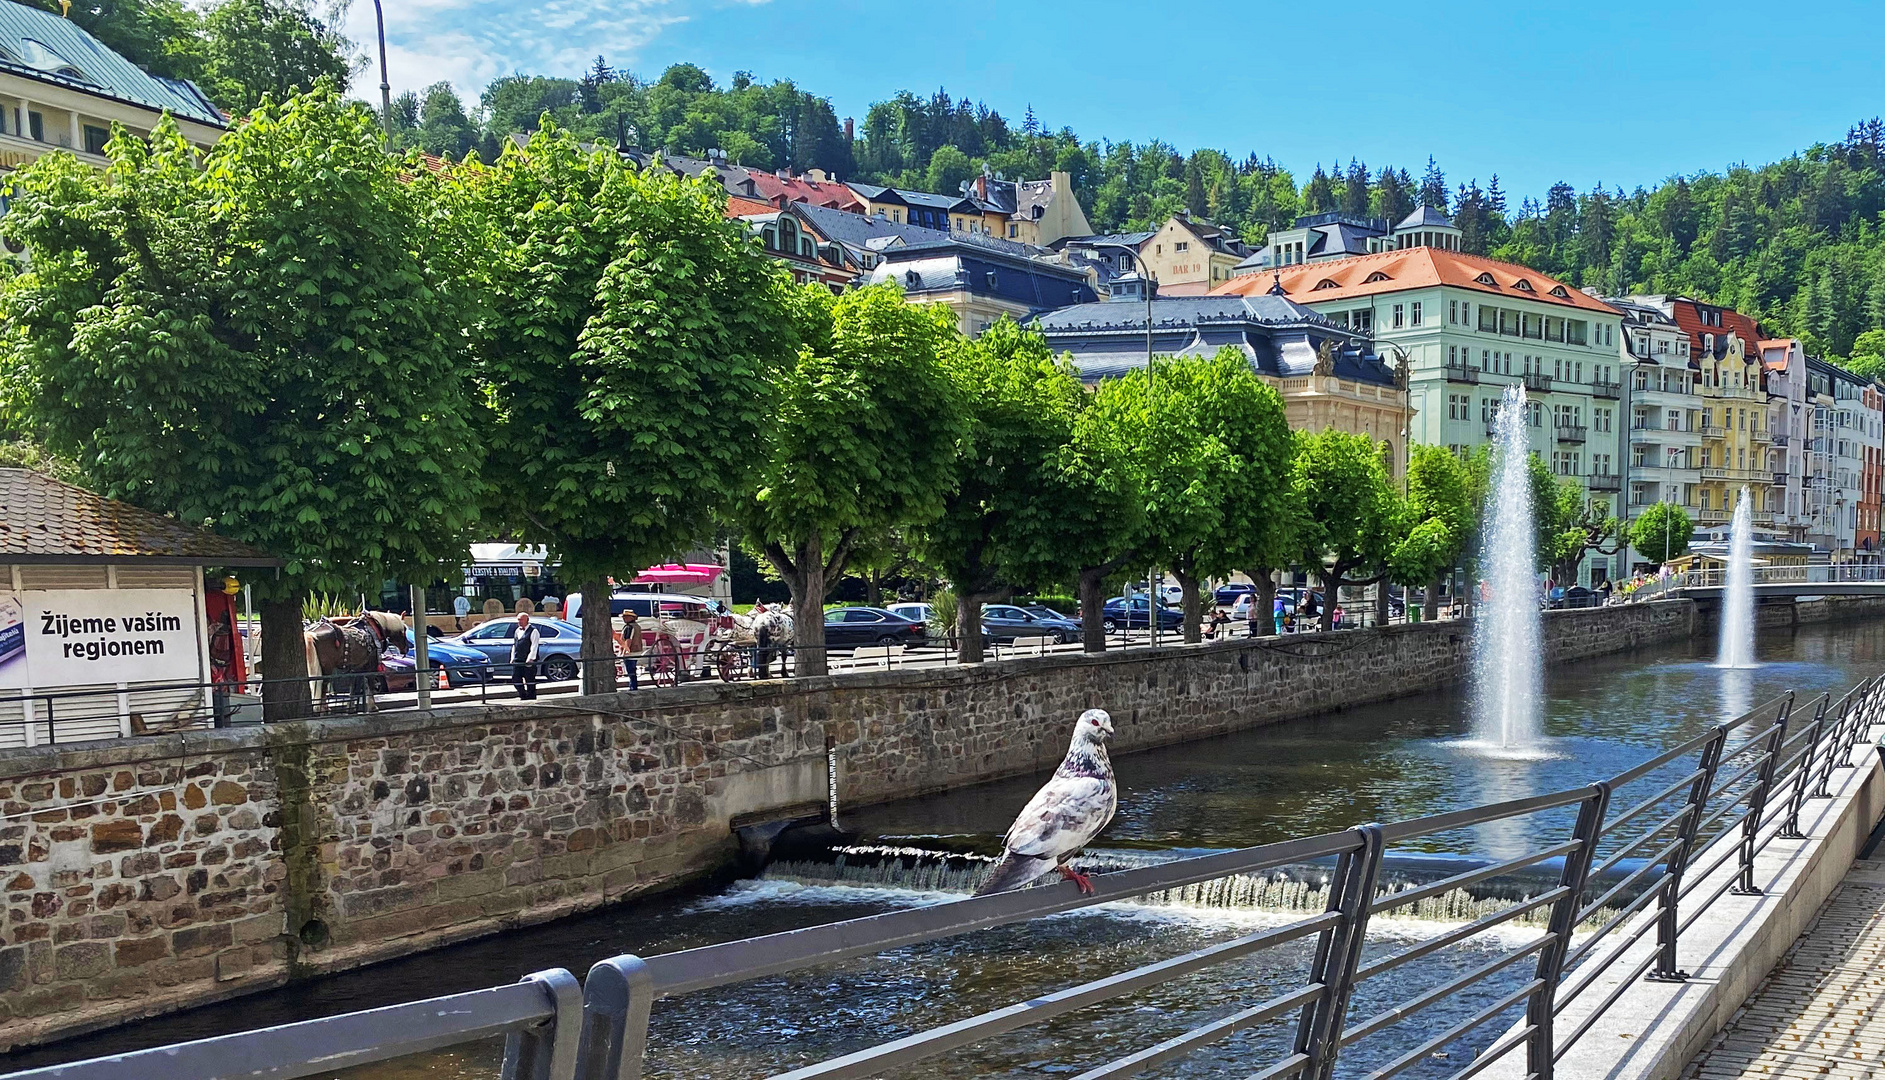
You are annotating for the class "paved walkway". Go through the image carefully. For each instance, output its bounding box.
[1684,854,1885,1080]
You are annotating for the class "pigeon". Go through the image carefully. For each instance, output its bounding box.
[973,709,1118,896]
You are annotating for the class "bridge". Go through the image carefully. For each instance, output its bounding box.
[1631,562,1885,601]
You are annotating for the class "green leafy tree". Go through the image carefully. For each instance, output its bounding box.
[1293,429,1398,632]
[1631,502,1695,566]
[1047,379,1147,652]
[743,285,966,676]
[1392,445,1476,619]
[198,0,358,117]
[1528,458,1620,584]
[0,90,485,718]
[1102,350,1292,643]
[468,125,794,690]
[917,319,1085,663]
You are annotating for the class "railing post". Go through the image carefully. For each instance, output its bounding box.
[1526,782,1610,1077]
[504,968,583,1080]
[573,955,654,1080]
[1294,825,1385,1080]
[1734,695,1793,896]
[1781,695,1831,838]
[1651,727,1727,981]
[1814,680,1867,797]
[1841,677,1882,766]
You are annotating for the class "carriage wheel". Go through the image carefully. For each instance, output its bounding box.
[715,645,748,682]
[649,649,679,688]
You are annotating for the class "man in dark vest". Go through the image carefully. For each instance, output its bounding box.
[511,611,542,700]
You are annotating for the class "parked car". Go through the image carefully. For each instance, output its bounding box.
[449,616,586,682]
[1100,596,1183,632]
[1213,582,1257,606]
[885,602,934,630]
[822,607,927,649]
[981,604,1081,644]
[1548,586,1597,610]
[1021,604,1078,624]
[381,636,494,689]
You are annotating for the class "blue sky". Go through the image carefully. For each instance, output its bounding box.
[345,0,1885,200]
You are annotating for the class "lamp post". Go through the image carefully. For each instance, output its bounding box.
[1092,242,1159,645]
[372,0,392,149]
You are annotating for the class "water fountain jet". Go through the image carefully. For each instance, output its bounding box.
[1470,385,1544,752]
[1717,487,1757,669]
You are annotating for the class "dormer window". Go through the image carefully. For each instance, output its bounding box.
[1512,279,1535,293]
[1475,272,1497,286]
[1548,285,1570,299]
[904,269,921,288]
[14,39,90,84]
[1363,271,1392,283]
[1313,278,1341,290]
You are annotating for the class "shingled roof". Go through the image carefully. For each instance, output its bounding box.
[0,470,279,566]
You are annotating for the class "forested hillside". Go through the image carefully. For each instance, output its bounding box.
[22,0,1885,372]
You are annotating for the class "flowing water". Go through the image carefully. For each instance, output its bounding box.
[1718,491,1757,669]
[1471,385,1543,751]
[12,622,1885,1080]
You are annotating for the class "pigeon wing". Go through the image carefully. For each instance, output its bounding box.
[1002,774,1116,860]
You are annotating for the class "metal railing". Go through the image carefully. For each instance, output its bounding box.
[19,675,1884,1080]
[1641,563,1885,593]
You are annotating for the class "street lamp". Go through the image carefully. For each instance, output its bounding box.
[1090,241,1159,645]
[372,0,392,150]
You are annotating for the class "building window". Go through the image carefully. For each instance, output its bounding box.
[1174,241,1189,253]
[1479,306,1498,333]
[1392,304,1405,329]
[82,124,108,155]
[1411,302,1423,326]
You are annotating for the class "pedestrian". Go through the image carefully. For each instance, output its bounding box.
[752,600,775,679]
[621,609,644,690]
[1272,592,1287,635]
[510,611,541,701]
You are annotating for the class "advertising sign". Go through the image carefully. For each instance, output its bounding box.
[0,594,23,690]
[18,589,201,686]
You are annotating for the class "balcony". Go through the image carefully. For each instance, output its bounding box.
[1591,380,1621,400]
[1773,472,1791,487]
[1555,424,1587,443]
[1443,364,1479,384]
[1752,428,1773,444]
[1772,434,1790,448]
[1588,472,1621,492]
[1522,372,1554,393]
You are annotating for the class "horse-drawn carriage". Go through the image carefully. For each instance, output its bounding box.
[637,602,793,685]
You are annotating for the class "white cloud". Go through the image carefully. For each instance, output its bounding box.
[342,0,752,104]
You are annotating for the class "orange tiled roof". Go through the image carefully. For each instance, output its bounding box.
[1213,248,1619,315]
[739,170,865,213]
[725,195,778,218]
[0,470,280,565]
[1670,301,1763,357]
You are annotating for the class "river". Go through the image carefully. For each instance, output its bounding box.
[9,619,1884,1078]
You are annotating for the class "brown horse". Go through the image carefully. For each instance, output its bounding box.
[304,611,410,711]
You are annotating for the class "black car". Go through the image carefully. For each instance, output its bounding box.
[822,607,927,648]
[982,604,1081,644]
[1213,583,1256,606]
[1100,596,1183,632]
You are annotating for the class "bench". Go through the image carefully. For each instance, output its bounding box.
[998,636,1056,658]
[850,644,906,669]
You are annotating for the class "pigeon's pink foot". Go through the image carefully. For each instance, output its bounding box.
[1058,864,1094,895]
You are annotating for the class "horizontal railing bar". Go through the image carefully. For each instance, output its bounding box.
[1679,860,1749,928]
[1581,835,1685,918]
[1354,889,1565,982]
[1598,769,1704,838]
[1682,827,1747,888]
[1690,788,1759,845]
[1603,727,1720,790]
[1590,806,1692,878]
[1706,755,1768,802]
[1444,1024,1536,1080]
[1341,935,1552,1046]
[1721,692,1795,735]
[1555,903,1662,1012]
[1067,983,1325,1080]
[1368,843,1577,915]
[1554,943,1663,1058]
[639,831,1361,997]
[1716,727,1781,767]
[1376,787,1593,843]
[1241,1052,1311,1080]
[1363,978,1543,1080]
[763,913,1339,1080]
[5,980,557,1080]
[1564,874,1667,970]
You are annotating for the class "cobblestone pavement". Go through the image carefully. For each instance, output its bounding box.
[1684,854,1885,1080]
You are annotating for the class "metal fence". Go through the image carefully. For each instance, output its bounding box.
[14,672,1883,1080]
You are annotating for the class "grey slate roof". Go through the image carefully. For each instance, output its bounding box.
[1035,295,1399,386]
[1395,205,1455,230]
[0,3,222,126]
[0,469,279,565]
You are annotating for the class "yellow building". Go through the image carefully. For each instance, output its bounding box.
[1695,331,1771,527]
[1058,212,1253,298]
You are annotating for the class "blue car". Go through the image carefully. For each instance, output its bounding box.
[1100,597,1182,632]
[449,616,587,681]
[389,635,493,686]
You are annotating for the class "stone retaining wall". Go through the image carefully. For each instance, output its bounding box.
[0,601,1699,1047]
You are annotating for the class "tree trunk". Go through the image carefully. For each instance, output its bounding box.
[1078,568,1108,653]
[1175,567,1202,644]
[1253,570,1277,637]
[1319,574,1338,633]
[1424,574,1442,622]
[260,595,311,723]
[1375,582,1391,626]
[957,594,988,664]
[788,535,828,678]
[864,570,881,608]
[579,574,617,695]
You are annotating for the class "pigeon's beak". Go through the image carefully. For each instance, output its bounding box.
[1100,718,1115,739]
